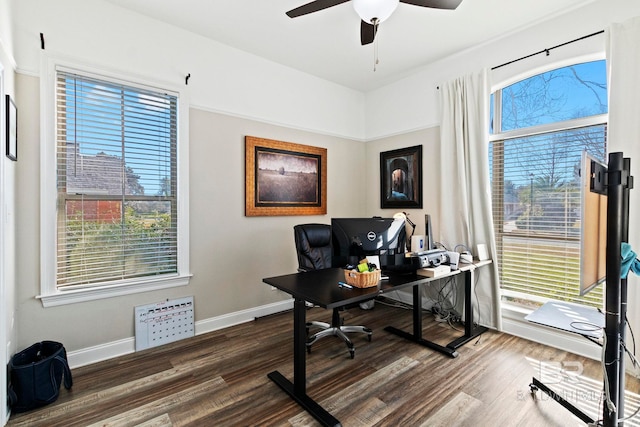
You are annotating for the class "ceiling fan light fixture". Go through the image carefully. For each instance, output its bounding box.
[353,0,399,24]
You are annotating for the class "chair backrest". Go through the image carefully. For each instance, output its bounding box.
[294,224,332,271]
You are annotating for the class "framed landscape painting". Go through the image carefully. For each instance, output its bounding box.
[380,145,423,209]
[245,136,327,216]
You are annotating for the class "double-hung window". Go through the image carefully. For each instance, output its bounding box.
[40,61,190,306]
[489,60,607,309]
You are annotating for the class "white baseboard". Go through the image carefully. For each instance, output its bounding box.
[194,300,293,335]
[68,337,135,369]
[67,299,293,368]
[66,299,613,373]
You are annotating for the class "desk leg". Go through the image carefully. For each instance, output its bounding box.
[446,267,488,350]
[267,298,342,427]
[384,285,459,358]
[293,297,306,395]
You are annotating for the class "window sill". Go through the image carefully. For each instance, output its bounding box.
[37,274,193,307]
[501,301,601,360]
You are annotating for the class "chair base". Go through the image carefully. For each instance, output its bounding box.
[306,318,372,359]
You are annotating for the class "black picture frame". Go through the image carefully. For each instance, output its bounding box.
[5,95,17,161]
[380,145,422,209]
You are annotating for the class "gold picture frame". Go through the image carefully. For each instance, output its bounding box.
[245,136,327,216]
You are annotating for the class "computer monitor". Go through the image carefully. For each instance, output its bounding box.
[331,217,409,272]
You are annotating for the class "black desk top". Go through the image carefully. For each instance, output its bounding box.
[263,268,425,309]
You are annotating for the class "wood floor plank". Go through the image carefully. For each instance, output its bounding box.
[136,414,173,427]
[85,377,225,427]
[289,355,419,426]
[7,301,640,427]
[419,391,483,427]
[6,351,232,426]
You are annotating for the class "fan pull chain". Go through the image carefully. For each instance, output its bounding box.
[374,37,378,71]
[373,25,379,71]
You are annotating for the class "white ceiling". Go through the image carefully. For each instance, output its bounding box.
[103,0,594,92]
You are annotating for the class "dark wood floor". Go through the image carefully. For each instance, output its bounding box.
[7,299,640,427]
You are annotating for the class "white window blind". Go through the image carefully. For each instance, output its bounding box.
[490,60,608,309]
[490,125,607,307]
[56,70,178,289]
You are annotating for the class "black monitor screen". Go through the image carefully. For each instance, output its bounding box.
[331,217,408,271]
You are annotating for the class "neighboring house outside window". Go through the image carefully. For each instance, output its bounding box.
[40,60,190,306]
[489,60,608,309]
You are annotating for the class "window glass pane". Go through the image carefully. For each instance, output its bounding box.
[490,124,606,308]
[56,70,178,289]
[497,127,606,236]
[60,75,176,197]
[500,60,607,132]
[491,59,608,309]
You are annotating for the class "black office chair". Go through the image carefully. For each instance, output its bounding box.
[294,223,372,358]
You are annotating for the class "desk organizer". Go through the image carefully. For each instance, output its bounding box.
[344,269,381,288]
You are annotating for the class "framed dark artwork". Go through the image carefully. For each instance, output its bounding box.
[380,145,423,209]
[5,95,17,161]
[245,136,327,216]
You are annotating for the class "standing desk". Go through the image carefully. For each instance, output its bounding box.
[262,261,490,427]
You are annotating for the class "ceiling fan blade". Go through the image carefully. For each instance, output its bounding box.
[286,0,351,18]
[360,20,376,45]
[399,0,463,10]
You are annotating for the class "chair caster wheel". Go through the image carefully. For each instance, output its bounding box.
[349,349,355,359]
[529,383,538,395]
[306,346,311,354]
[367,334,372,342]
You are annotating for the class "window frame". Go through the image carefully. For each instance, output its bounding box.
[39,55,191,307]
[489,58,608,309]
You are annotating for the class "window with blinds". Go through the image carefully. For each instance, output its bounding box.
[55,70,178,289]
[489,60,607,308]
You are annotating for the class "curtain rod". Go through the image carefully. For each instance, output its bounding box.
[491,30,605,71]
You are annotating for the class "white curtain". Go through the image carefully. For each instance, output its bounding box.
[606,16,640,371]
[439,69,502,330]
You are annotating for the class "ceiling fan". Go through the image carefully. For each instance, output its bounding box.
[286,0,463,45]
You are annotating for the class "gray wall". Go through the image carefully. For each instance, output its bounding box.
[14,72,369,355]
